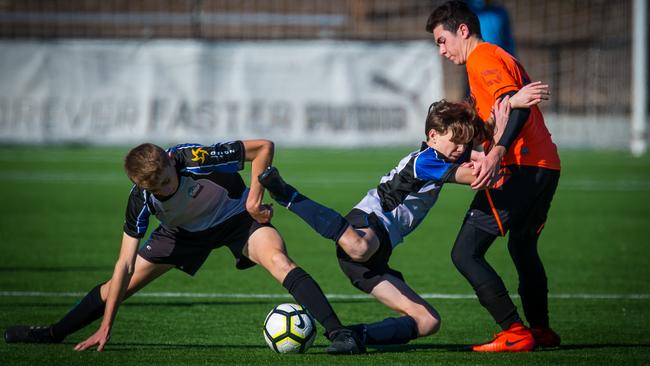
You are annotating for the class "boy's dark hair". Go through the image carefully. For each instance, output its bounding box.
[425,99,492,145]
[425,0,482,37]
[124,143,170,189]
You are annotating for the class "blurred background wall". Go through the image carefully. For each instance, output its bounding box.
[0,0,646,149]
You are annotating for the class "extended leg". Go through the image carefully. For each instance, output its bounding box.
[259,167,348,238]
[451,222,521,330]
[259,166,376,262]
[245,226,365,354]
[508,229,548,327]
[5,256,173,343]
[508,228,560,347]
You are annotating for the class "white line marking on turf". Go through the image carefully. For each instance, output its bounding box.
[0,291,648,300]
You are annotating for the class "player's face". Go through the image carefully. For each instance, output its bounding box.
[428,128,466,162]
[432,24,467,65]
[147,162,179,198]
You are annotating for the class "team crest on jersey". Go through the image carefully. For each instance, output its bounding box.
[188,183,203,198]
[480,68,503,87]
[191,147,209,164]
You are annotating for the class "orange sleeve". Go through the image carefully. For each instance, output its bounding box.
[469,50,519,99]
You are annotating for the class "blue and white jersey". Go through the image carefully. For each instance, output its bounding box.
[123,141,247,238]
[354,142,469,247]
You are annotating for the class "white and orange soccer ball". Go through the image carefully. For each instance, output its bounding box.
[263,303,316,353]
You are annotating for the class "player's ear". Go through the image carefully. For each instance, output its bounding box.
[458,23,470,39]
[427,129,438,142]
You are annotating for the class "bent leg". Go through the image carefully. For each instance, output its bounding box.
[244,227,343,335]
[345,274,438,346]
[50,256,173,340]
[338,226,380,263]
[451,222,522,330]
[370,275,440,337]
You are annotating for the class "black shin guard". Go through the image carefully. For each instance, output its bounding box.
[50,283,105,341]
[475,279,521,330]
[351,316,418,345]
[282,267,342,335]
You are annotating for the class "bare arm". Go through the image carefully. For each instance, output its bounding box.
[448,166,476,185]
[243,139,275,224]
[74,233,139,352]
[491,95,512,145]
[471,95,511,189]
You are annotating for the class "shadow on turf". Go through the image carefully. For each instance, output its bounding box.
[368,343,472,353]
[367,343,650,353]
[97,342,271,351]
[544,344,650,351]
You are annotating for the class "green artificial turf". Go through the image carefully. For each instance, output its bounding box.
[1,146,648,365]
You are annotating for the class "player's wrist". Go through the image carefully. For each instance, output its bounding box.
[245,197,262,210]
[492,145,507,156]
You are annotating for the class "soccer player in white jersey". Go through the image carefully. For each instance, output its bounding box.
[5,139,364,354]
[259,85,547,346]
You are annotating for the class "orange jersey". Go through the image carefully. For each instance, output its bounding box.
[466,43,561,170]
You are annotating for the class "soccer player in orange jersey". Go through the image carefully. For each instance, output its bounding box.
[426,1,561,352]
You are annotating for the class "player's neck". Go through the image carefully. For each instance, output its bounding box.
[466,37,483,58]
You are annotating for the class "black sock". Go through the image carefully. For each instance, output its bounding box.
[475,279,522,330]
[519,285,549,328]
[350,316,418,345]
[287,193,350,242]
[50,283,105,341]
[282,267,342,335]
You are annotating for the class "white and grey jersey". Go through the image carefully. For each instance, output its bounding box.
[123,141,248,238]
[354,142,469,247]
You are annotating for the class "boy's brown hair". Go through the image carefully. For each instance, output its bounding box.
[425,99,492,145]
[124,143,170,189]
[425,0,482,37]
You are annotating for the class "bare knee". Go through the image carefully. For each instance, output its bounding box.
[341,235,372,262]
[268,251,297,282]
[408,307,441,337]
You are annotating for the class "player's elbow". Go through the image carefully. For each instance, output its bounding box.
[260,139,275,154]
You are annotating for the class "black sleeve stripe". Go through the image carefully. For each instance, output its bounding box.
[123,185,150,238]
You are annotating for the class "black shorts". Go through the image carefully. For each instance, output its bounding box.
[465,165,560,236]
[337,209,404,293]
[138,211,272,275]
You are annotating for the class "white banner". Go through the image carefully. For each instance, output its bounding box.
[0,40,443,147]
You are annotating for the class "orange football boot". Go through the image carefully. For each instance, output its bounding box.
[472,322,536,352]
[531,327,561,348]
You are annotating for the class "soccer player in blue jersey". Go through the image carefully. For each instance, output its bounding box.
[4,139,364,354]
[258,90,544,346]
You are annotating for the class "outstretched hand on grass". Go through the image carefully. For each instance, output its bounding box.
[74,326,110,352]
